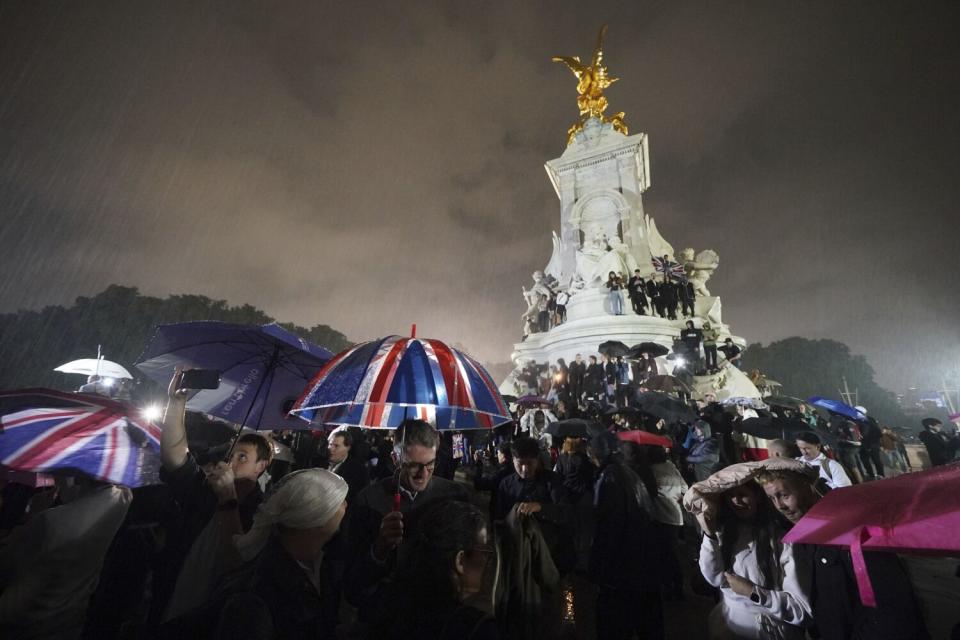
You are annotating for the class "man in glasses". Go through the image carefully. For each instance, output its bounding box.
[345,419,469,623]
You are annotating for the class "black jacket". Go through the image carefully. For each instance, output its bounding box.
[589,460,660,592]
[918,429,958,466]
[496,471,574,574]
[345,476,469,619]
[330,454,370,505]
[584,363,604,395]
[796,544,929,640]
[474,461,514,522]
[553,452,596,502]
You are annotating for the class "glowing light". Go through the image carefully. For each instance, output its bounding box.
[101,377,115,388]
[142,404,163,422]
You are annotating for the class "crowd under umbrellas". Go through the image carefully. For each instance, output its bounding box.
[0,321,959,639]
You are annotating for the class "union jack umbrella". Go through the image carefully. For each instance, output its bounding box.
[291,335,511,430]
[651,256,686,280]
[0,389,161,487]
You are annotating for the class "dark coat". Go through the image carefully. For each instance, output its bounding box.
[553,452,597,501]
[589,460,660,592]
[474,461,515,522]
[345,476,470,619]
[795,545,929,640]
[603,361,618,385]
[584,363,604,395]
[918,429,959,466]
[330,454,370,505]
[496,471,574,574]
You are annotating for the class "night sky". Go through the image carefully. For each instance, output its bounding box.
[1,1,958,391]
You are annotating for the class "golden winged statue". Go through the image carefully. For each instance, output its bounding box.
[552,25,628,145]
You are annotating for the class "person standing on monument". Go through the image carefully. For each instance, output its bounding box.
[603,354,618,403]
[702,322,720,373]
[680,321,703,372]
[661,281,678,320]
[570,354,586,404]
[584,355,604,402]
[606,271,625,315]
[628,269,649,315]
[679,276,696,318]
[646,278,661,318]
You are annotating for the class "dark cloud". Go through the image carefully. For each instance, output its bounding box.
[1,1,958,392]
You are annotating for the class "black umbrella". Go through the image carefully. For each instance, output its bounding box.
[545,418,604,440]
[627,342,670,359]
[598,340,630,358]
[739,416,838,448]
[764,396,808,410]
[635,391,698,424]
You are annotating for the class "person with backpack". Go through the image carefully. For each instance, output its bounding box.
[795,432,851,490]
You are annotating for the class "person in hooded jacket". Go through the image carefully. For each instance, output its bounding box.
[587,432,665,640]
[685,421,721,482]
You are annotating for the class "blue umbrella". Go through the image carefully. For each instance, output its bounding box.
[808,396,867,422]
[136,322,333,431]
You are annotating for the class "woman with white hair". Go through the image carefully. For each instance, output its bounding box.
[213,468,348,640]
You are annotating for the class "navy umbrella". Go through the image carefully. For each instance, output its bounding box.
[136,322,333,432]
[808,396,867,422]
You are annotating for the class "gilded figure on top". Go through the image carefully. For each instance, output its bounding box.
[552,25,628,145]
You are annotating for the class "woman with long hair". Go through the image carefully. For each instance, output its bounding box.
[696,481,811,639]
[372,500,498,640]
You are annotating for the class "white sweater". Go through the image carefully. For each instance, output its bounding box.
[699,527,812,640]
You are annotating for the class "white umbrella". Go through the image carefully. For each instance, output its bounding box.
[54,358,133,380]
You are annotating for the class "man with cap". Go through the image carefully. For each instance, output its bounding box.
[918,418,959,467]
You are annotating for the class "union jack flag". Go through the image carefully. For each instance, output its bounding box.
[651,256,686,280]
[0,389,161,487]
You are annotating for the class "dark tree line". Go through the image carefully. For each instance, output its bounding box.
[0,285,352,390]
[742,337,907,426]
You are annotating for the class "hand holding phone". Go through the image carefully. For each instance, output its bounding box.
[179,369,221,390]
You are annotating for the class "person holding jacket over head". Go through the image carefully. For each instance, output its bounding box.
[694,477,812,639]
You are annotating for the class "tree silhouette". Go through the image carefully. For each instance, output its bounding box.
[0,285,351,390]
[742,337,906,425]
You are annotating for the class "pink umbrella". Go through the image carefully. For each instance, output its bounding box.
[782,462,960,607]
[616,430,673,448]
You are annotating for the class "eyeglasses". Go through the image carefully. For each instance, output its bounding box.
[400,459,436,474]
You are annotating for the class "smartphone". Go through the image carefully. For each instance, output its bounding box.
[180,369,221,390]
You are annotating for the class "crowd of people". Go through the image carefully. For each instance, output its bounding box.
[606,269,698,320]
[1,365,958,640]
[511,332,742,416]
[522,267,704,339]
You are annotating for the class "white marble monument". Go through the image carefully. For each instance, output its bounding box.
[505,28,759,401]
